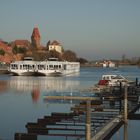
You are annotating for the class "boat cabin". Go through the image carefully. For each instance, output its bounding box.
[48,58,58,61]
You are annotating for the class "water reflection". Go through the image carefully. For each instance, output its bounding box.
[7,76,80,92]
[31,88,40,103]
[0,76,80,103]
[0,80,7,93]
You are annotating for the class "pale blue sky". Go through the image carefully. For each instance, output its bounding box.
[0,0,140,60]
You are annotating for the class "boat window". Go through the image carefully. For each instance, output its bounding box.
[23,64,32,70]
[63,64,66,70]
[111,76,116,79]
[103,76,109,80]
[38,65,45,70]
[49,65,53,69]
[54,65,59,69]
[29,65,33,70]
[23,65,26,70]
[11,64,18,69]
[113,75,124,80]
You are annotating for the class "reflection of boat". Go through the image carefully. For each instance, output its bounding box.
[98,74,135,87]
[9,57,80,76]
[7,76,80,92]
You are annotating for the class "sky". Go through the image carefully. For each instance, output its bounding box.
[0,0,140,60]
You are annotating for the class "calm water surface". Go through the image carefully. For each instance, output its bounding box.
[0,66,140,140]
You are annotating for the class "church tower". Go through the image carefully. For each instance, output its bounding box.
[31,27,41,49]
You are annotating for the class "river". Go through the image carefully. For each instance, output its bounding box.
[0,66,140,140]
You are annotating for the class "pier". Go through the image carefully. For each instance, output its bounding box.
[15,83,140,140]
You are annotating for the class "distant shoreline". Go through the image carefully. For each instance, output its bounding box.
[80,63,138,67]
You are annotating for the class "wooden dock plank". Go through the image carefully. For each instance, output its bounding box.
[43,95,101,101]
[91,115,123,140]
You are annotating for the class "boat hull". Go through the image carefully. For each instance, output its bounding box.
[10,71,45,76]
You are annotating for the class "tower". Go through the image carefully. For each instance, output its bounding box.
[31,27,41,49]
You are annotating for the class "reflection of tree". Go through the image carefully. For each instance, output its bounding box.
[31,89,40,103]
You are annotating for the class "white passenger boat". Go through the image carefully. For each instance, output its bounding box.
[9,57,80,76]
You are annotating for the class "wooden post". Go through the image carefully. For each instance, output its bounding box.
[15,133,37,140]
[123,84,128,140]
[86,100,91,140]
[124,123,128,140]
[119,82,122,94]
[119,82,122,113]
[136,78,138,86]
[124,85,128,124]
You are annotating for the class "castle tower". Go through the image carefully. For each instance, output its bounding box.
[31,27,41,48]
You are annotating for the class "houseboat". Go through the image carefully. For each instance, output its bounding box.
[9,57,80,76]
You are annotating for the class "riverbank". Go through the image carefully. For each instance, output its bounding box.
[80,63,139,67]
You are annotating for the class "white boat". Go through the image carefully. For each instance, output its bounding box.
[98,74,135,87]
[9,57,80,76]
[102,60,116,68]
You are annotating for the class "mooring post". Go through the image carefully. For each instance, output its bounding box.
[86,100,91,140]
[120,82,122,90]
[124,84,128,124]
[124,122,128,140]
[136,77,138,86]
[15,133,37,140]
[119,82,122,113]
[123,84,128,140]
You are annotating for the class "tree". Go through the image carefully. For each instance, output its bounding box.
[12,45,18,54]
[46,40,50,51]
[18,47,26,54]
[12,45,26,54]
[0,49,5,56]
[47,50,62,60]
[77,57,88,64]
[62,50,77,62]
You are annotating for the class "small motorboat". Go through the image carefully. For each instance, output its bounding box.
[98,74,135,87]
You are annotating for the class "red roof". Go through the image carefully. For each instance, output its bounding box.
[50,40,61,45]
[13,40,30,47]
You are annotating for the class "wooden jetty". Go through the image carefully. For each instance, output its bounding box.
[15,83,140,140]
[43,95,101,101]
[91,115,123,140]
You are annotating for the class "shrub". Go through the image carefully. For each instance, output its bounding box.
[0,49,5,56]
